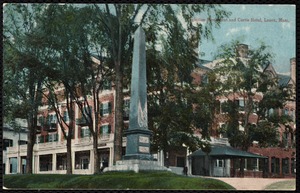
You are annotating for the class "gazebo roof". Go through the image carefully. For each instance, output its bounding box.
[189,144,267,159]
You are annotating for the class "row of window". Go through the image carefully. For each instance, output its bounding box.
[39,151,91,171]
[218,99,295,119]
[3,139,28,150]
[37,133,59,144]
[36,124,112,143]
[38,101,116,125]
[80,125,111,138]
[271,157,296,175]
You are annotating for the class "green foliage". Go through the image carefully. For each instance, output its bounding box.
[250,121,279,148]
[212,40,292,150]
[4,172,234,190]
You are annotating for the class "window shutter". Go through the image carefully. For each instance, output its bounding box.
[46,116,50,125]
[108,102,112,114]
[64,111,69,122]
[39,117,44,125]
[108,125,111,133]
[80,128,84,138]
[54,133,58,142]
[100,104,103,116]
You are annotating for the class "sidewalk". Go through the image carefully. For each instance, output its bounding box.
[207,177,295,190]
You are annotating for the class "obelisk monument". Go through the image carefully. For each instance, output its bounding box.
[104,26,169,173]
[123,26,153,160]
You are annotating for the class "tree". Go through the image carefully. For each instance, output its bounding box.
[3,4,48,173]
[35,4,116,174]
[212,40,293,175]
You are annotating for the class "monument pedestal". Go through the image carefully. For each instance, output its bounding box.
[103,159,171,173]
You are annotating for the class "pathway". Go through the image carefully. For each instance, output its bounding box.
[208,177,295,190]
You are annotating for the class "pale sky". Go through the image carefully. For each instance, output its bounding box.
[199,4,296,74]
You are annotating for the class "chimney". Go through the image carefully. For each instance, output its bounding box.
[236,44,249,58]
[290,57,296,82]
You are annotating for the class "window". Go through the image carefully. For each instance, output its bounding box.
[291,109,295,120]
[39,154,52,171]
[219,123,227,138]
[82,106,92,117]
[38,116,44,126]
[51,114,57,123]
[38,135,44,144]
[271,157,280,174]
[100,102,111,116]
[246,158,258,170]
[103,79,111,90]
[80,127,91,138]
[215,159,224,167]
[220,101,227,114]
[100,125,111,135]
[253,101,259,113]
[268,108,274,115]
[282,158,289,174]
[78,106,92,125]
[47,133,58,142]
[81,157,89,169]
[57,153,67,170]
[201,74,208,84]
[291,158,296,174]
[4,139,13,150]
[63,111,69,122]
[238,99,245,111]
[18,140,27,145]
[75,151,90,170]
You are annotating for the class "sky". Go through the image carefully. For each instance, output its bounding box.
[198,4,296,74]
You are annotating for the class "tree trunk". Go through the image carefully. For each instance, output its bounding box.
[113,61,124,164]
[93,133,100,174]
[26,117,35,174]
[66,135,72,174]
[25,80,41,174]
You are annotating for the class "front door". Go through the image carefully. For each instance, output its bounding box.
[213,159,225,177]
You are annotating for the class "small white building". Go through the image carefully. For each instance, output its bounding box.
[3,119,28,174]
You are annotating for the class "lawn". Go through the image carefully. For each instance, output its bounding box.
[4,171,235,190]
[264,180,296,190]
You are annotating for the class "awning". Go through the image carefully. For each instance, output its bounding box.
[189,144,267,159]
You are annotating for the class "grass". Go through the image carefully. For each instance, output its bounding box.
[4,171,235,190]
[264,180,296,190]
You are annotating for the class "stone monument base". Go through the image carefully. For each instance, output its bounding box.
[103,159,171,173]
